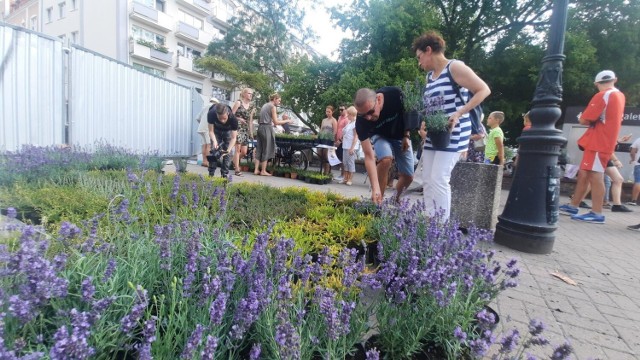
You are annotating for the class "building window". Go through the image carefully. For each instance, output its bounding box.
[178,10,203,30]
[58,2,66,19]
[46,7,53,23]
[177,43,201,58]
[71,31,79,43]
[134,0,163,12]
[30,16,37,30]
[133,63,165,77]
[132,26,165,46]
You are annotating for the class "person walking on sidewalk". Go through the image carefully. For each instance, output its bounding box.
[627,136,640,206]
[559,70,625,224]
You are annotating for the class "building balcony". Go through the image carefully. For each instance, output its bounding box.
[176,55,210,78]
[176,0,210,17]
[130,41,173,67]
[208,14,230,32]
[129,2,173,33]
[175,21,212,48]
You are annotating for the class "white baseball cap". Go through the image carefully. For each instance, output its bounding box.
[594,70,616,83]
[210,97,219,103]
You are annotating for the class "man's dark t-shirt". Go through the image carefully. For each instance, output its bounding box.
[355,86,404,141]
[207,105,239,132]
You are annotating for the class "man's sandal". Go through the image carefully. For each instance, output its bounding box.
[234,171,244,177]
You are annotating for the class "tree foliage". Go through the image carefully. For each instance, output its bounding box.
[200,0,640,140]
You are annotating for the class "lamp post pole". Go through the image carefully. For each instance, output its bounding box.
[493,0,569,254]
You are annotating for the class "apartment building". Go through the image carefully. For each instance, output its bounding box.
[2,0,237,99]
[1,0,39,30]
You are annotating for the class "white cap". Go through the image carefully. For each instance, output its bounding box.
[594,70,616,83]
[210,97,219,103]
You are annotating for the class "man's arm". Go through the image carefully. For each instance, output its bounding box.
[361,139,381,204]
[208,124,218,149]
[630,147,638,164]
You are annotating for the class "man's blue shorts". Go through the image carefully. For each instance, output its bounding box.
[370,135,414,176]
[634,165,640,183]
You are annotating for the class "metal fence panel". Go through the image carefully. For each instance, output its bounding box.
[0,23,64,152]
[69,45,194,156]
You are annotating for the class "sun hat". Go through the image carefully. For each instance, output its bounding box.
[594,70,616,83]
[210,97,219,103]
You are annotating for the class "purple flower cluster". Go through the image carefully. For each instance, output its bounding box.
[275,311,300,360]
[181,324,205,359]
[120,285,148,335]
[2,226,69,324]
[49,309,96,359]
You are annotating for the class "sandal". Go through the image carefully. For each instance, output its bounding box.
[234,171,244,177]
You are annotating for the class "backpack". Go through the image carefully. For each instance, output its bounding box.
[445,61,485,136]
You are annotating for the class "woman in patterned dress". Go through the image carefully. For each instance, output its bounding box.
[232,87,256,176]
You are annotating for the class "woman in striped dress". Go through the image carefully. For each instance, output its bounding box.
[412,31,491,220]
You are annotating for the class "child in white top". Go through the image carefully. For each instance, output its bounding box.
[341,106,360,185]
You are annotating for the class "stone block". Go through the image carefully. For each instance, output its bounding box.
[450,162,502,230]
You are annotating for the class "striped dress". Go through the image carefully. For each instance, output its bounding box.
[423,60,471,153]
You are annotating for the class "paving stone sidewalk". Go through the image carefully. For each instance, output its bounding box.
[182,163,640,359]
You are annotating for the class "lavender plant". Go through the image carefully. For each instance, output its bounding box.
[423,90,450,132]
[363,199,519,359]
[454,318,574,360]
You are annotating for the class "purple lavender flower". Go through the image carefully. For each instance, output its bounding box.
[469,338,490,358]
[476,308,496,329]
[181,324,205,359]
[103,258,117,282]
[550,342,573,360]
[365,348,380,360]
[453,326,467,342]
[58,221,82,242]
[498,329,520,354]
[528,319,546,336]
[49,309,96,359]
[81,277,95,302]
[249,343,261,360]
[6,207,17,219]
[275,314,300,360]
[170,175,181,200]
[209,292,227,325]
[137,316,157,360]
[201,335,218,360]
[121,286,148,335]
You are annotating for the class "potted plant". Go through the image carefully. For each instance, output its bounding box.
[317,132,334,146]
[424,91,451,149]
[401,78,425,131]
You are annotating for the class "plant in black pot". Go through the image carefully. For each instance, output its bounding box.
[424,91,451,150]
[317,131,334,146]
[401,78,425,131]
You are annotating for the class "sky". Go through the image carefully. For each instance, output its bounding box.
[302,0,350,60]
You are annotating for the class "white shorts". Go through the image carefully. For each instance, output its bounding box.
[199,132,210,145]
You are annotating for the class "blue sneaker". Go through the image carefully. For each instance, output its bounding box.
[559,204,578,216]
[571,211,605,224]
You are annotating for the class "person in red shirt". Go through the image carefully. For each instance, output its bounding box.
[559,70,626,224]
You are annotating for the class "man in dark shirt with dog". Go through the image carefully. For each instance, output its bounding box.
[207,103,238,178]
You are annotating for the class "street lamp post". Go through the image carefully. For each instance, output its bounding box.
[493,0,569,254]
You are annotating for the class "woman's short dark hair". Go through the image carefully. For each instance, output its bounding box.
[411,31,446,54]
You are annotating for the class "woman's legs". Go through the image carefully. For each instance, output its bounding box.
[421,150,460,220]
[605,166,624,205]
